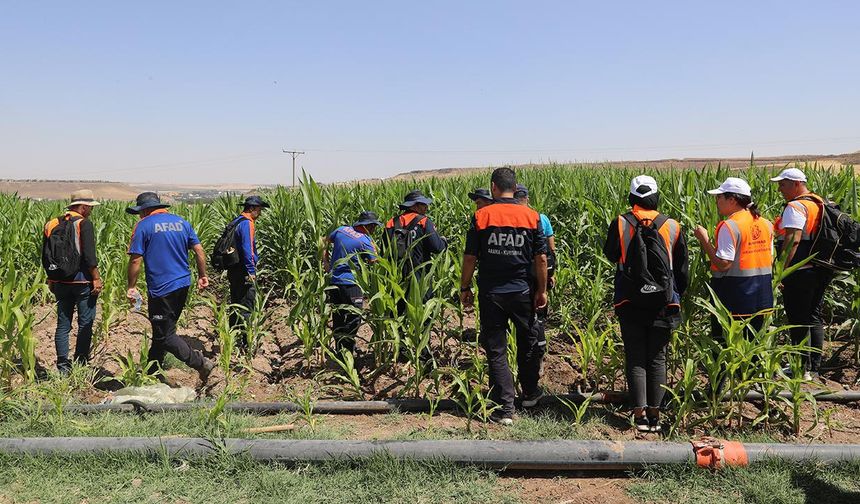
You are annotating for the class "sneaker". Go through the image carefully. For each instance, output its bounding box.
[803,371,819,382]
[489,412,514,427]
[197,358,216,383]
[633,415,650,433]
[521,387,544,408]
[648,417,662,433]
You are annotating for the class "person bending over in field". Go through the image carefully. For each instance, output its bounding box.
[323,211,381,354]
[126,192,215,387]
[42,189,103,375]
[771,168,832,381]
[460,167,548,426]
[603,175,689,433]
[694,178,773,392]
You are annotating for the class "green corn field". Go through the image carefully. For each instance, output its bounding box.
[1,162,859,435]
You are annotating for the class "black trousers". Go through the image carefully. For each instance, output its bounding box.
[227,267,257,349]
[782,268,833,372]
[478,291,544,415]
[148,287,204,370]
[328,284,364,352]
[619,318,670,409]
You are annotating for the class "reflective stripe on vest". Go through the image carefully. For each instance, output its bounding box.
[775,195,821,241]
[617,207,679,268]
[711,210,773,278]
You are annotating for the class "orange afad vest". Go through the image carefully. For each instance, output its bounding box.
[711,210,773,278]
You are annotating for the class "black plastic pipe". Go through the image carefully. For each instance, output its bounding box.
[1,438,859,470]
[56,390,860,416]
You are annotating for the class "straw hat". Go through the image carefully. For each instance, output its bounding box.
[68,189,101,208]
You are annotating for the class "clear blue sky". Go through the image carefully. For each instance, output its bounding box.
[1,1,858,184]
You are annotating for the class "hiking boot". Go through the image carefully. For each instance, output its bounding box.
[521,387,545,408]
[157,372,181,389]
[197,358,216,384]
[489,411,514,427]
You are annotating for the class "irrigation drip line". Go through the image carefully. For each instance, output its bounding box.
[1,438,859,470]
[55,390,860,416]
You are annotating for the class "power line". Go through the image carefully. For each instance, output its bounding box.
[282,149,305,187]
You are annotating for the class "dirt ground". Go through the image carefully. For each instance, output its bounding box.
[24,298,860,446]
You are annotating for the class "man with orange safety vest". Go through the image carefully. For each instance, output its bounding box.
[42,189,103,374]
[383,190,447,362]
[603,175,689,433]
[226,195,270,352]
[460,167,548,426]
[694,177,774,333]
[771,168,833,380]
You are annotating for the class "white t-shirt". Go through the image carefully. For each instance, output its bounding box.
[780,203,807,231]
[715,225,736,261]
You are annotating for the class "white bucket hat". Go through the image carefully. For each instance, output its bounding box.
[707,177,752,197]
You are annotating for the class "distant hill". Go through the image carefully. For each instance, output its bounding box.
[0,180,141,201]
[389,152,860,180]
[0,180,273,202]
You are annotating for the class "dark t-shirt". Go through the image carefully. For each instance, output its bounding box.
[464,198,547,294]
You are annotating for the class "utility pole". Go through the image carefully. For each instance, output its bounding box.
[282,149,305,188]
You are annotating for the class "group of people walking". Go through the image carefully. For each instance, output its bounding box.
[43,166,835,430]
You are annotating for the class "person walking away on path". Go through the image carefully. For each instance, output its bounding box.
[460,167,548,426]
[771,168,833,381]
[603,175,689,432]
[384,190,447,361]
[125,192,215,386]
[227,195,270,353]
[694,178,773,392]
[42,189,103,375]
[468,188,494,211]
[323,211,381,354]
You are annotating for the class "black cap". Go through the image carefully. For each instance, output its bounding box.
[468,188,492,201]
[126,192,170,215]
[353,211,382,228]
[240,195,271,208]
[514,184,529,198]
[399,190,433,209]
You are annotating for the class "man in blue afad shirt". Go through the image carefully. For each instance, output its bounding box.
[227,195,270,352]
[126,192,215,385]
[323,211,380,353]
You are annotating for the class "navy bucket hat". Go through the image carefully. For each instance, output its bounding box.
[399,190,433,209]
[353,210,382,228]
[126,192,170,215]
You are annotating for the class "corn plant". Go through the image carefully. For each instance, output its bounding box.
[114,333,161,388]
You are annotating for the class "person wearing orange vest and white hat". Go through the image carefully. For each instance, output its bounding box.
[43,189,103,374]
[604,175,689,433]
[771,168,833,380]
[694,177,774,338]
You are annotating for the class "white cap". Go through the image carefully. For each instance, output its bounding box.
[770,168,807,183]
[629,175,658,197]
[707,177,752,197]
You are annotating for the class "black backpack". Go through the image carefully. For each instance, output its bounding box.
[619,213,674,311]
[797,195,860,271]
[42,215,82,281]
[386,214,425,275]
[211,216,247,271]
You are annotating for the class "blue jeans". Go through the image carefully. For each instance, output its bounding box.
[53,283,97,371]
